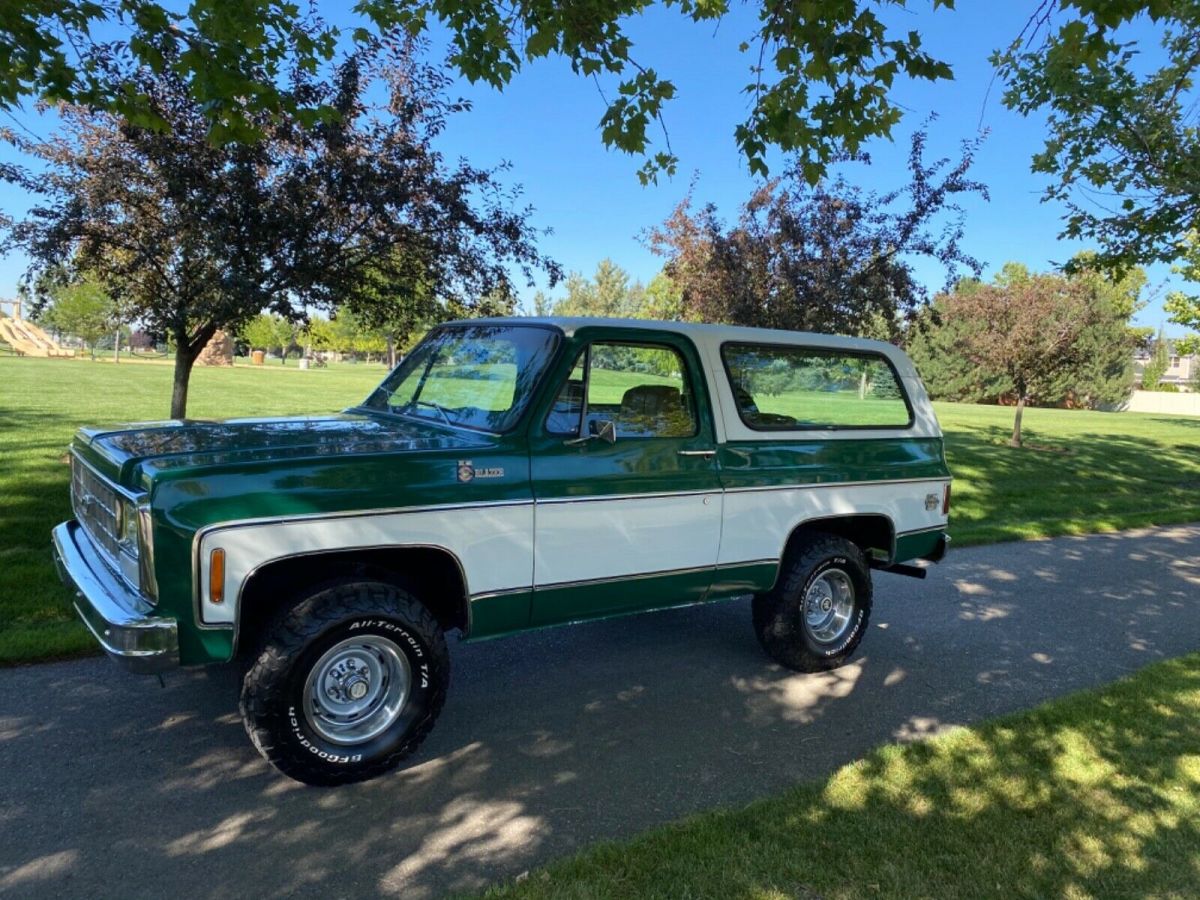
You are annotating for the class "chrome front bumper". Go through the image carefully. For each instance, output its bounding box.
[52,521,179,674]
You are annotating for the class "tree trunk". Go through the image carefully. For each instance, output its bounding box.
[113,329,120,364]
[1010,396,1026,448]
[386,334,396,369]
[171,345,196,419]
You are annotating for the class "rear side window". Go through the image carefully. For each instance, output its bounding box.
[721,343,912,430]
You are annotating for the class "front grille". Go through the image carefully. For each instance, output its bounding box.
[71,455,124,563]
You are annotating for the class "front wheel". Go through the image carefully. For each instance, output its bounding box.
[752,534,873,672]
[240,580,449,786]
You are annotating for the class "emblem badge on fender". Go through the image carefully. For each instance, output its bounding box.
[457,459,503,482]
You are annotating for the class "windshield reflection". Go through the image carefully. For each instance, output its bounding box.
[361,324,560,433]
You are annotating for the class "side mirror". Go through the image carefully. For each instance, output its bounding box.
[592,418,617,444]
[565,417,617,447]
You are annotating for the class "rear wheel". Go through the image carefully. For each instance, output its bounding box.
[240,580,449,786]
[752,534,873,672]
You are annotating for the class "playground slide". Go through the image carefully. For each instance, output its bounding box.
[0,316,76,357]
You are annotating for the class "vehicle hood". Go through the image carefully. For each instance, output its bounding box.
[72,411,491,489]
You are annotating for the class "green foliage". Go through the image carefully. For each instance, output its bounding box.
[910,258,1144,409]
[549,259,641,318]
[649,126,987,339]
[540,260,685,323]
[1,35,557,416]
[38,275,119,358]
[1165,230,1200,355]
[2,1,959,183]
[238,313,296,359]
[995,3,1200,266]
[1140,328,1170,391]
[1048,253,1146,406]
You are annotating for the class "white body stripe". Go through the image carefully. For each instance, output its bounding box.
[198,504,534,625]
[197,479,948,627]
[534,492,722,586]
[718,479,949,565]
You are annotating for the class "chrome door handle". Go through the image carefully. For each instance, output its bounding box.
[677,449,716,457]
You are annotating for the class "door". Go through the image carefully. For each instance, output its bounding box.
[528,328,723,626]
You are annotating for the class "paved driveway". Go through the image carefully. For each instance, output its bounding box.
[2,525,1198,898]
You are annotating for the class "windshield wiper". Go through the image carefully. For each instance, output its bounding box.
[414,399,453,426]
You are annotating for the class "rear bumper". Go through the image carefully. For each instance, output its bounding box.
[52,521,179,674]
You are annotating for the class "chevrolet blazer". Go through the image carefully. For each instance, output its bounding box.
[54,317,950,785]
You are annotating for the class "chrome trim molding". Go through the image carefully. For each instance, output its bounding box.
[723,476,951,495]
[468,558,780,604]
[896,524,951,537]
[53,521,178,674]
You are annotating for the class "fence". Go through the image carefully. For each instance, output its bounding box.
[1121,390,1200,417]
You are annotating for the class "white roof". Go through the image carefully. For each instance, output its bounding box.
[460,316,917,376]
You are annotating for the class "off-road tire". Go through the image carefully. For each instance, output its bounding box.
[240,580,449,786]
[752,533,873,672]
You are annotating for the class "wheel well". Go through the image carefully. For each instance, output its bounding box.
[783,514,895,563]
[235,546,468,658]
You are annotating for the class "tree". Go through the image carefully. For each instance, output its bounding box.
[1141,327,1171,391]
[917,273,1103,447]
[996,3,1200,267]
[550,260,641,318]
[39,275,117,359]
[910,259,1144,410]
[2,1,961,183]
[1054,254,1147,407]
[1165,231,1200,355]
[239,313,297,362]
[647,127,987,339]
[2,36,557,417]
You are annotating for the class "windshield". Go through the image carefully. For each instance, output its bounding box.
[361,324,560,433]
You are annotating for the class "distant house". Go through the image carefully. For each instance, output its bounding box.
[1133,339,1197,391]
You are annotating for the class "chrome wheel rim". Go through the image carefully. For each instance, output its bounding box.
[803,569,856,644]
[302,635,411,746]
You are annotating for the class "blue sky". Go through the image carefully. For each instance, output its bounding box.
[0,1,1186,329]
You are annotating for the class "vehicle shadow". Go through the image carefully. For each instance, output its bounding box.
[1,526,1198,898]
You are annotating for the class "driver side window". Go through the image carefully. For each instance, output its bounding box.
[546,342,697,439]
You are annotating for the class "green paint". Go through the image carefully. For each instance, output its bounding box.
[894,528,948,563]
[531,568,715,627]
[708,560,780,597]
[717,438,949,489]
[467,590,533,639]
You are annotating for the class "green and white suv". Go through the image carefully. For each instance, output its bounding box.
[54,317,951,784]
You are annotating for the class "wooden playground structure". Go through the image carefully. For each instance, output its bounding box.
[0,299,76,358]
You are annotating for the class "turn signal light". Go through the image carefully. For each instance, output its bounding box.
[209,548,226,604]
[943,483,952,515]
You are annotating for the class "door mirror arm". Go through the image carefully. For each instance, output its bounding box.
[564,418,617,446]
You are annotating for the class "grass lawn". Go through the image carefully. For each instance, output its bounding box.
[0,356,387,664]
[2,356,1199,664]
[480,652,1200,900]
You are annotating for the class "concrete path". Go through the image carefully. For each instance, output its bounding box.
[2,525,1198,898]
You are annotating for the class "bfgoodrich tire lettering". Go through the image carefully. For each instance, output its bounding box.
[752,534,873,672]
[240,581,449,786]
